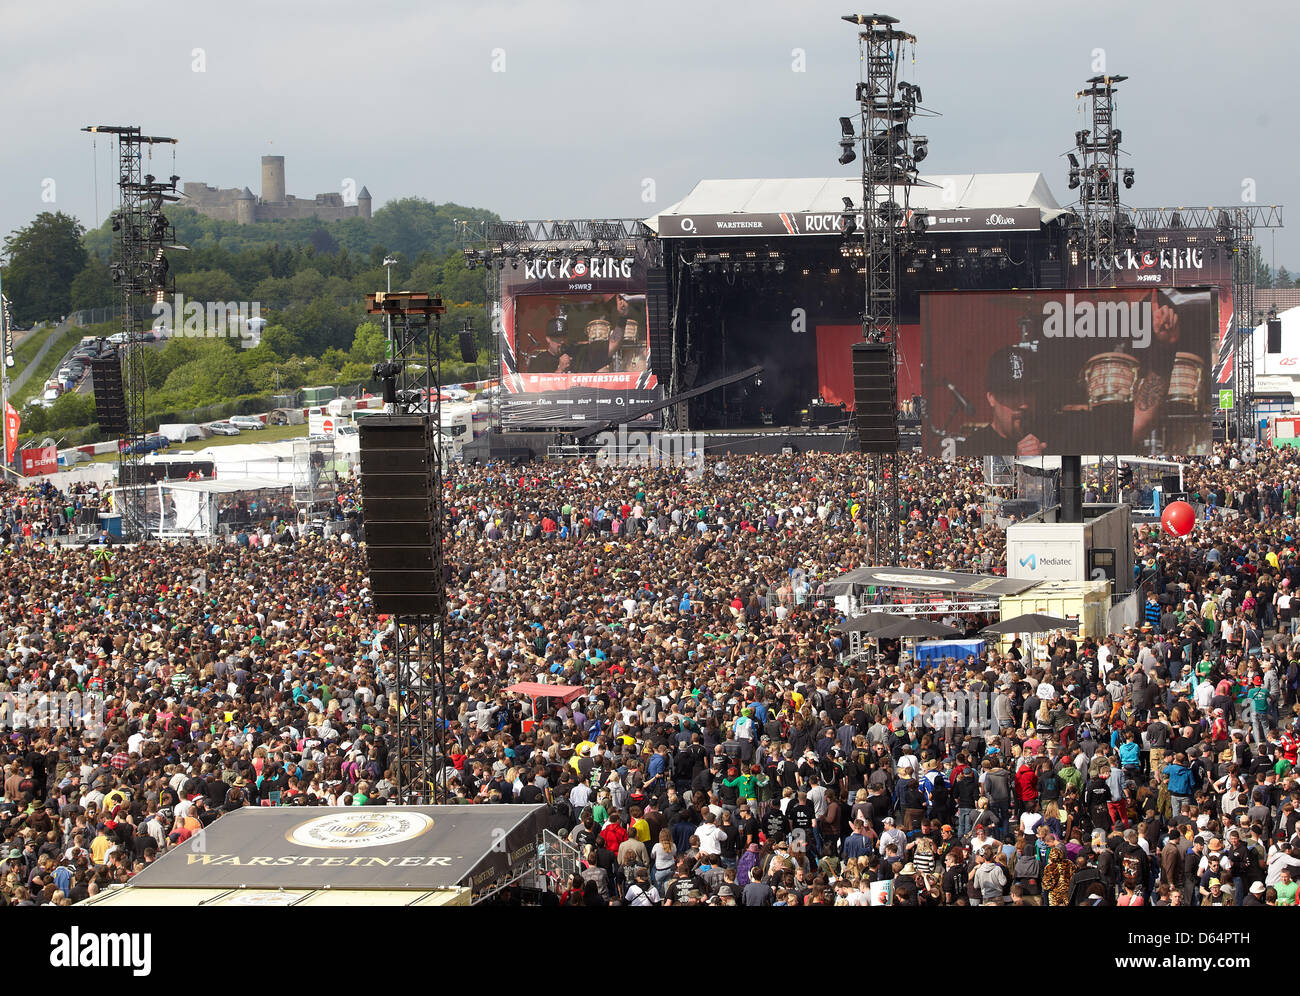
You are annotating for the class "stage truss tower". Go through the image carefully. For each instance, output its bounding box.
[842,13,932,566]
[365,292,448,803]
[1068,75,1134,288]
[82,125,180,539]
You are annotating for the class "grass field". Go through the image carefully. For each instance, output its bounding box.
[13,326,84,406]
[84,422,309,464]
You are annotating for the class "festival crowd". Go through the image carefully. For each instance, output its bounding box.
[1,441,1299,907]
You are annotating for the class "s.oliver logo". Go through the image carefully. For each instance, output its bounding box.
[985,213,1018,226]
[286,812,435,849]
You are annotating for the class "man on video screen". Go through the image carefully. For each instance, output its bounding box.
[959,345,1047,457]
[527,319,571,374]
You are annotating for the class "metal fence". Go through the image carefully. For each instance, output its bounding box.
[67,307,117,328]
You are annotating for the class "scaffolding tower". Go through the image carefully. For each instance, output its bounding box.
[842,13,932,566]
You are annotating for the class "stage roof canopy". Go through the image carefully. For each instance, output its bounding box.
[824,566,1037,598]
[123,805,546,900]
[647,173,1068,237]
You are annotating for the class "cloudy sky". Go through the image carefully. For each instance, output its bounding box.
[5,0,1295,265]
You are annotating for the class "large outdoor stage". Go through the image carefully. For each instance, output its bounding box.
[468,173,1237,438]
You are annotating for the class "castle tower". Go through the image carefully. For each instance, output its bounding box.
[235,186,256,224]
[357,185,372,220]
[261,155,286,204]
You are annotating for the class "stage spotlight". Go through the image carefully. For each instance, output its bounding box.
[839,141,856,166]
[1068,169,1080,190]
[839,117,854,138]
[855,82,871,102]
[1123,169,1135,189]
[1111,129,1122,147]
[1067,153,1079,169]
[842,214,858,237]
[1075,129,1089,149]
[911,138,927,162]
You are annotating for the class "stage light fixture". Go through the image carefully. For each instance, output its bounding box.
[911,138,927,162]
[1075,129,1089,149]
[1111,129,1122,147]
[839,142,856,166]
[1122,169,1135,189]
[1068,169,1080,190]
[1067,153,1079,169]
[839,116,854,137]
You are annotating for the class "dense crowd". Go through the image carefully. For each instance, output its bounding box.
[2,442,1299,907]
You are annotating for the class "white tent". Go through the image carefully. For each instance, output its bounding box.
[1252,305,1300,402]
[645,172,1068,232]
[193,442,298,483]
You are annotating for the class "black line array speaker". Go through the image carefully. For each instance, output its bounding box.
[359,416,443,617]
[1268,317,1282,354]
[851,342,899,453]
[458,328,478,364]
[91,356,128,436]
[646,266,672,378]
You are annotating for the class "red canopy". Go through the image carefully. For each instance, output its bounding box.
[505,682,586,705]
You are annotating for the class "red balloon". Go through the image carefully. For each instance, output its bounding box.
[1160,500,1196,537]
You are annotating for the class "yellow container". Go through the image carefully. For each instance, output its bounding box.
[996,578,1112,655]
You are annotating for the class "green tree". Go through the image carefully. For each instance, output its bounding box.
[68,261,115,312]
[259,323,301,358]
[44,391,96,432]
[2,212,88,323]
[440,250,484,306]
[175,268,242,305]
[350,321,387,364]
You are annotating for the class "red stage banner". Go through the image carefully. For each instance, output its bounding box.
[20,445,57,477]
[816,324,919,408]
[3,403,19,464]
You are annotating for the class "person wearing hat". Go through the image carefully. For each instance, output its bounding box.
[958,344,1045,457]
[527,318,572,374]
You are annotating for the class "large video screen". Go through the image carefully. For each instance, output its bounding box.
[499,255,660,426]
[920,288,1218,458]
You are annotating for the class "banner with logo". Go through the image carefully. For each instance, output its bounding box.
[1066,239,1235,387]
[19,445,57,477]
[498,249,661,426]
[920,287,1219,459]
[655,207,1042,238]
[3,402,18,464]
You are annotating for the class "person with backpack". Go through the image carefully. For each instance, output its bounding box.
[923,765,951,826]
[1012,838,1043,899]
